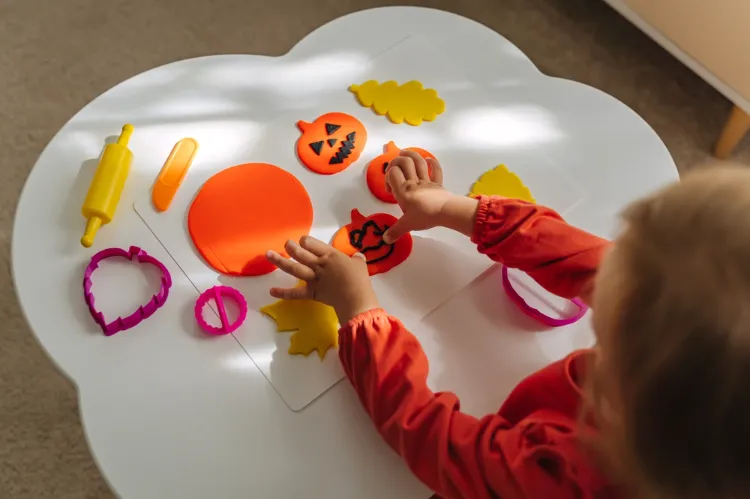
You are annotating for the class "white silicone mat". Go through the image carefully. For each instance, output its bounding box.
[134,35,585,411]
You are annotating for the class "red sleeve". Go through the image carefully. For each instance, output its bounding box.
[471,196,610,299]
[339,310,590,499]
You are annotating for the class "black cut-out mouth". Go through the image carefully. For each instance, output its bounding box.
[329,132,357,165]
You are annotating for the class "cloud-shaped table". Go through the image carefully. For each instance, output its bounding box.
[12,7,677,499]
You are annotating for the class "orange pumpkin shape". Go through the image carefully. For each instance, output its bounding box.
[296,112,367,175]
[188,163,314,276]
[366,141,436,203]
[331,209,412,276]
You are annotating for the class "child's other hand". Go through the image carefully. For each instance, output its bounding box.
[383,151,452,243]
[265,236,380,323]
[384,151,479,242]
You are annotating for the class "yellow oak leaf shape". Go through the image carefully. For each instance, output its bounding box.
[260,298,339,360]
[349,80,445,126]
[468,164,535,202]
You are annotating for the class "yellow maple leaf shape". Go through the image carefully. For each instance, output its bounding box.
[349,80,445,126]
[260,298,339,360]
[468,164,535,202]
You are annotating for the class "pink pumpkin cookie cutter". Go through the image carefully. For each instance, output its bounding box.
[83,246,172,336]
[501,266,588,327]
[194,286,248,335]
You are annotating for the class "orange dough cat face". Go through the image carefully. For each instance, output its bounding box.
[296,112,367,175]
[330,209,413,276]
[366,141,436,203]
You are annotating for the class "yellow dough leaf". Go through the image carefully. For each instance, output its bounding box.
[349,80,445,126]
[260,298,339,360]
[469,164,535,202]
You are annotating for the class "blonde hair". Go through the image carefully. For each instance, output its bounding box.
[591,166,750,498]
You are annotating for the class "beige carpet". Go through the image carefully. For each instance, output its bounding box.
[0,0,747,497]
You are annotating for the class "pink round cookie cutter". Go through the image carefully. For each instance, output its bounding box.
[194,285,248,335]
[501,266,588,327]
[83,246,172,336]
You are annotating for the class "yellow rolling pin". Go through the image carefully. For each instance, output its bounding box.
[80,124,134,248]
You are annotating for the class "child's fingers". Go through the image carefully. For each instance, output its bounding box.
[351,252,369,271]
[284,239,318,267]
[390,155,417,180]
[269,285,311,300]
[300,235,334,257]
[386,163,406,194]
[266,250,316,281]
[352,252,366,261]
[400,150,429,180]
[427,158,443,185]
[382,213,413,244]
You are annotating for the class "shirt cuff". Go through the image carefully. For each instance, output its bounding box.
[470,195,491,245]
[339,308,389,335]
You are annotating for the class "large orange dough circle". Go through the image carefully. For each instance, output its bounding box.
[366,141,436,203]
[296,112,368,175]
[188,163,313,276]
[331,209,412,276]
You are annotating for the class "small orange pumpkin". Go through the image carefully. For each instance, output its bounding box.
[296,112,367,175]
[331,209,412,276]
[366,141,436,203]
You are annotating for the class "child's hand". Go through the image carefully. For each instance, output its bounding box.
[265,236,380,323]
[383,151,452,243]
[384,150,480,242]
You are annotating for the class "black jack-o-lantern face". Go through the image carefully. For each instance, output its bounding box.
[349,218,394,264]
[330,209,413,276]
[296,112,368,175]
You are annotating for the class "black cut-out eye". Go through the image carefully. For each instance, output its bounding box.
[309,141,324,155]
[325,123,341,135]
[382,162,389,173]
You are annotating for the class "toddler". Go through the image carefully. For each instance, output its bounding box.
[266,152,750,499]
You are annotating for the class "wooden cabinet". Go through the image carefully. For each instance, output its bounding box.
[625,0,750,102]
[604,0,750,157]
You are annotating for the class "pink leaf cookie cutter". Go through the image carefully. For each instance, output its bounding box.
[194,286,248,335]
[83,246,172,336]
[501,266,588,327]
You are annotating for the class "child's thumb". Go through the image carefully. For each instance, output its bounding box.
[383,215,412,244]
[352,252,366,262]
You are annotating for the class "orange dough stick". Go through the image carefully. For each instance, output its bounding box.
[152,138,199,212]
[188,163,313,276]
[366,141,435,203]
[331,209,412,276]
[296,112,368,175]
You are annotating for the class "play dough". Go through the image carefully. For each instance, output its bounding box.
[296,112,367,174]
[188,163,313,276]
[469,164,535,202]
[349,80,445,126]
[366,141,436,203]
[331,209,412,276]
[261,294,339,360]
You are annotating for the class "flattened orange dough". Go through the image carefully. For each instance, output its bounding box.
[188,163,313,276]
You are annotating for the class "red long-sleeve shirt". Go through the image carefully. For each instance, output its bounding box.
[338,196,614,499]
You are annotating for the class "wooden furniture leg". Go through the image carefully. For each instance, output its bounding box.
[715,105,750,159]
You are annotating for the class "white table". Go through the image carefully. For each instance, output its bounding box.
[11,7,678,499]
